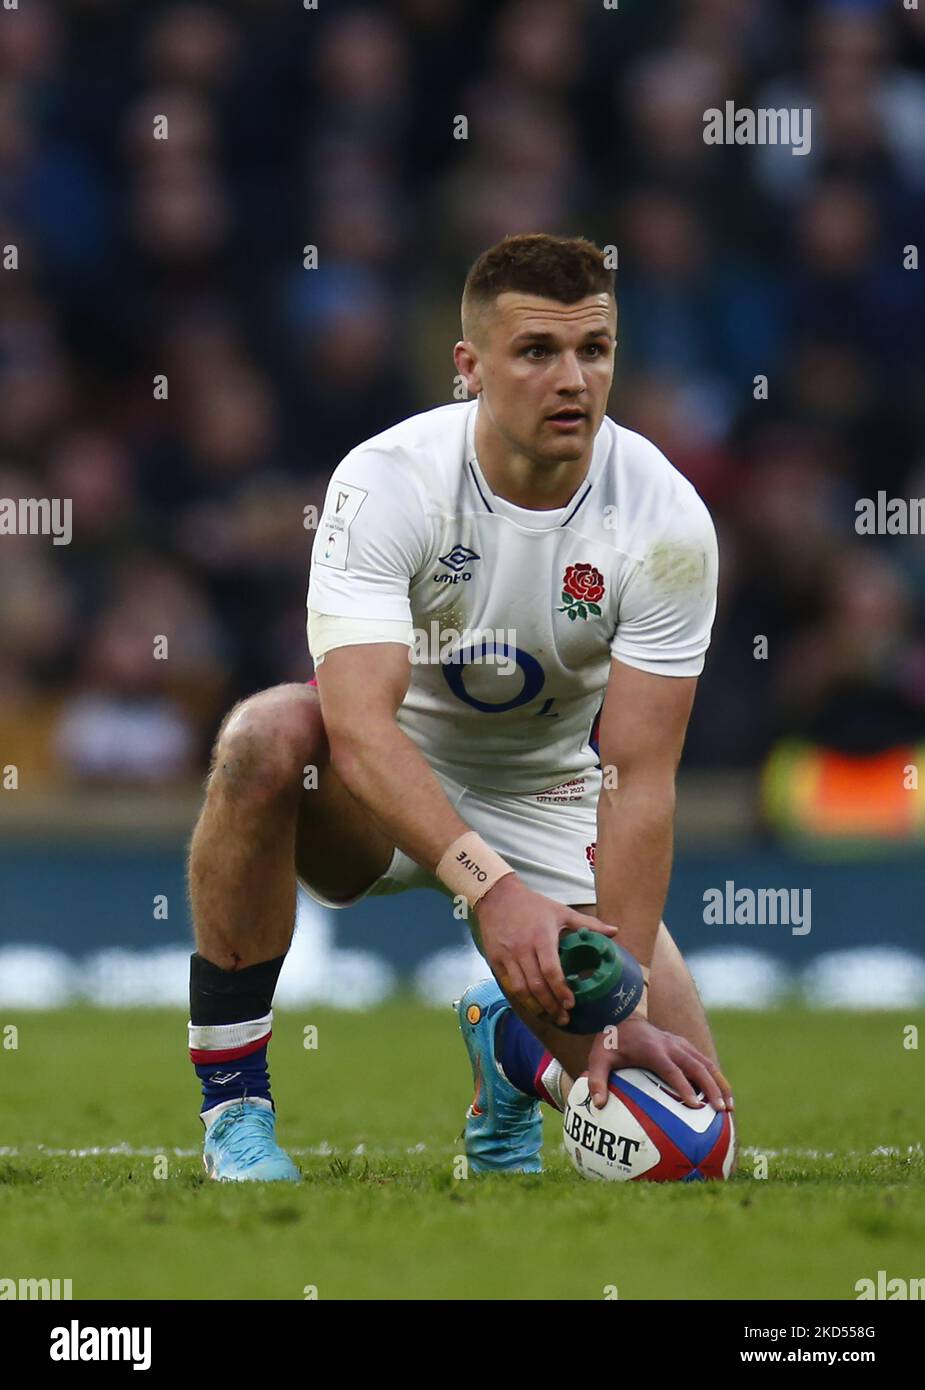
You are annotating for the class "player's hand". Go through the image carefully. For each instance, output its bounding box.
[585,1015,734,1113]
[476,874,617,1026]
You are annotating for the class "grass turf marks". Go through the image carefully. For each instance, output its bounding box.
[0,1005,921,1299]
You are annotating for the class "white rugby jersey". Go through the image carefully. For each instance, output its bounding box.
[307,400,718,795]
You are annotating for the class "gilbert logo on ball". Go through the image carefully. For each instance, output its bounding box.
[558,929,644,1034]
[563,1070,736,1183]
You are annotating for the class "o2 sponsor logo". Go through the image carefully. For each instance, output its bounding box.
[442,640,545,714]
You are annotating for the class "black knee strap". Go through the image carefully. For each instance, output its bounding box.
[189,952,286,1025]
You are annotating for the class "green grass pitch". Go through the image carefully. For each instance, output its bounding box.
[0,1004,922,1300]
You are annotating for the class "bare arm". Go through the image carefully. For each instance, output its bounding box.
[316,641,614,1021]
[594,657,698,971]
[584,658,732,1112]
[316,641,470,869]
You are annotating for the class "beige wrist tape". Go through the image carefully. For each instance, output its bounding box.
[436,831,515,908]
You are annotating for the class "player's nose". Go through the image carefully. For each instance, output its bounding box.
[555,351,587,392]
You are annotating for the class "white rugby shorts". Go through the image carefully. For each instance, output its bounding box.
[299,766,600,915]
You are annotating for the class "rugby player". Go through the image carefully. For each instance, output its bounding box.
[186,233,733,1180]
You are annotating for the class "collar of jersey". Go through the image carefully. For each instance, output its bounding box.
[464,402,602,532]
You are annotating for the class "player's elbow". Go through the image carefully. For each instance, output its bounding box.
[324,718,393,792]
[324,726,366,788]
[599,764,677,817]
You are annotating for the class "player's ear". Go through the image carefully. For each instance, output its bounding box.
[453,340,481,394]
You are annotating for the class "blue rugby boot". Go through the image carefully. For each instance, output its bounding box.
[456,978,543,1173]
[202,1098,301,1182]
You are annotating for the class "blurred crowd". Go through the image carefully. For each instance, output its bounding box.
[1,0,924,789]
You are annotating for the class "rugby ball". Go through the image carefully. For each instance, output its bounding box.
[563,1068,735,1182]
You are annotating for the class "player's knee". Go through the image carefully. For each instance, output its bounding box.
[210,684,326,804]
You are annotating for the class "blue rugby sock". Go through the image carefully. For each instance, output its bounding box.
[194,1042,272,1115]
[189,952,285,1118]
[496,1008,548,1099]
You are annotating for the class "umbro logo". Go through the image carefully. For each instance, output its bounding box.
[438,544,480,573]
[211,1071,242,1086]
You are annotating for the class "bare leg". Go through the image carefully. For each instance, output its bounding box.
[188,683,394,969]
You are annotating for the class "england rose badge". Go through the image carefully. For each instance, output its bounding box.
[557,563,605,621]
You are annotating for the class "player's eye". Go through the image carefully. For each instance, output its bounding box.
[524,345,548,359]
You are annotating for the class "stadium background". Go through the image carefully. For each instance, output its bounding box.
[1,0,924,1014]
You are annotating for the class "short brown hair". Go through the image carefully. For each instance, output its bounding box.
[461,233,615,344]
